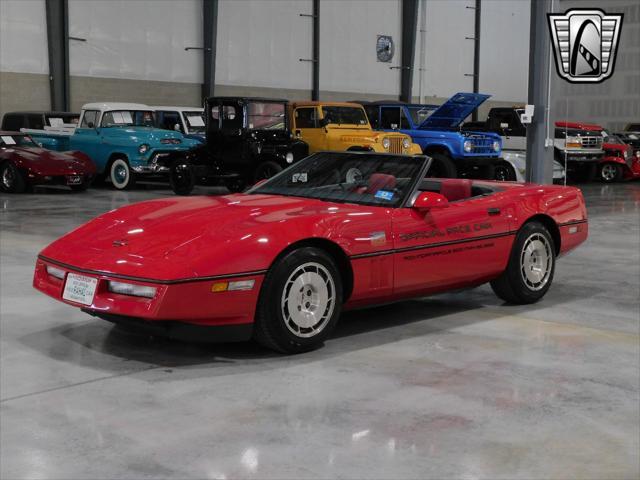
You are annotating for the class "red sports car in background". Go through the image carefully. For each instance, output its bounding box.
[0,131,96,192]
[558,122,640,183]
[34,152,588,353]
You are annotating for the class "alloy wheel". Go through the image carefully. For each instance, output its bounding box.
[520,233,553,291]
[281,262,336,338]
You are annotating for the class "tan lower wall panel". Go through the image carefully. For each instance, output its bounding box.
[0,72,51,121]
[70,76,202,111]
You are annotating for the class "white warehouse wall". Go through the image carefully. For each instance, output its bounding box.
[478,0,530,103]
[0,0,534,117]
[0,0,51,118]
[413,0,475,103]
[0,0,49,75]
[215,0,313,96]
[67,0,203,110]
[68,0,202,83]
[319,0,402,100]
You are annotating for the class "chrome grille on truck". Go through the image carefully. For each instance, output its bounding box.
[580,136,602,148]
[467,135,495,155]
[387,137,403,154]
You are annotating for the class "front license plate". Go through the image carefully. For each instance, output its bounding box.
[66,175,82,185]
[63,273,98,306]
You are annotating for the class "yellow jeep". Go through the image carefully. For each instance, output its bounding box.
[290,101,422,155]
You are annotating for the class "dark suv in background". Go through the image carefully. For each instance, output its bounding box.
[1,111,80,131]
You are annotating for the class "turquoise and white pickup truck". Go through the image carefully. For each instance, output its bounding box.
[24,102,200,189]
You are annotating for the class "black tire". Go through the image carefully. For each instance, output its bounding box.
[254,161,283,181]
[109,158,136,190]
[169,162,195,195]
[254,247,343,354]
[487,161,517,181]
[426,152,457,178]
[225,177,247,193]
[490,222,556,304]
[598,162,623,183]
[0,162,27,193]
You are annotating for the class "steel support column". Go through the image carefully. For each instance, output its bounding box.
[202,0,218,100]
[471,0,481,121]
[311,0,320,100]
[400,0,419,102]
[525,0,554,184]
[45,0,70,111]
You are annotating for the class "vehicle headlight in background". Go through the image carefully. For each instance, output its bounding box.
[623,149,628,159]
[108,280,156,298]
[382,138,391,149]
[46,265,65,279]
[565,136,581,148]
[138,144,150,154]
[402,138,411,149]
[636,151,640,159]
[285,152,294,164]
[463,140,473,152]
[493,141,500,152]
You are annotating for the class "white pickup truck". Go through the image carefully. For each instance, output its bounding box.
[23,102,200,189]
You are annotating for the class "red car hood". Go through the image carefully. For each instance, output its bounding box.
[40,194,375,281]
[3,147,96,175]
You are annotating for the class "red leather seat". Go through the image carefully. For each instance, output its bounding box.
[365,173,397,194]
[439,179,472,202]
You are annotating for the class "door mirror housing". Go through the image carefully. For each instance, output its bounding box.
[319,117,330,128]
[412,192,449,210]
[87,121,95,129]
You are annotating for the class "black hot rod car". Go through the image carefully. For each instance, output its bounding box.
[165,97,309,195]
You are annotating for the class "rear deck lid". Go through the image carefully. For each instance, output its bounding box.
[419,92,491,130]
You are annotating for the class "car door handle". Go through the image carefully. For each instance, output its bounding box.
[488,207,501,216]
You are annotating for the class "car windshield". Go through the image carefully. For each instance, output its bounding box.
[250,152,427,208]
[248,102,286,130]
[101,110,156,127]
[0,134,38,147]
[408,106,437,125]
[321,106,369,126]
[183,111,205,133]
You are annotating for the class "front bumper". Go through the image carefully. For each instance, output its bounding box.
[132,151,182,174]
[27,172,94,187]
[557,151,603,164]
[34,257,263,329]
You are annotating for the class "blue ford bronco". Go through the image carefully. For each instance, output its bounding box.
[361,93,511,179]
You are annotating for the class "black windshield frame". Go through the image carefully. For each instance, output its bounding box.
[248,152,431,208]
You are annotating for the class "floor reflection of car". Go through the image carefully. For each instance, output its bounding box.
[34,151,588,354]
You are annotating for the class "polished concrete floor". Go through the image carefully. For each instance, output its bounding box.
[1,181,639,479]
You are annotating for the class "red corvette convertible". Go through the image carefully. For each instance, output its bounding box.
[0,131,96,192]
[34,152,588,353]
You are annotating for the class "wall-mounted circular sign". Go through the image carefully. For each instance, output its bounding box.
[376,35,394,63]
